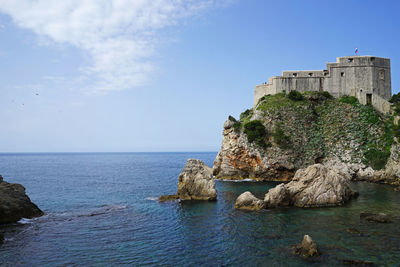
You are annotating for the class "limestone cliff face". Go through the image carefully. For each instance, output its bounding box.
[213,92,398,183]
[213,118,294,181]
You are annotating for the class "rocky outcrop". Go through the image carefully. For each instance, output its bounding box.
[213,92,396,183]
[234,191,265,210]
[213,117,295,181]
[264,164,357,208]
[293,235,320,258]
[0,175,43,224]
[160,159,217,201]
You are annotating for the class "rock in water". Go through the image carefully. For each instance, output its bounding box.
[158,195,179,202]
[234,191,265,210]
[177,159,217,201]
[360,212,392,223]
[0,174,44,224]
[293,235,320,258]
[264,164,357,208]
[0,233,3,244]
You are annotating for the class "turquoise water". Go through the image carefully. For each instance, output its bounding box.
[0,152,399,266]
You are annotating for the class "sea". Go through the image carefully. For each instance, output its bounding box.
[0,152,399,266]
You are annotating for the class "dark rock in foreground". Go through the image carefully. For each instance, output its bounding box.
[0,233,3,244]
[159,159,217,202]
[293,235,320,258]
[360,212,392,223]
[0,175,43,224]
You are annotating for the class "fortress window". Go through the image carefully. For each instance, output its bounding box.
[348,58,353,63]
[379,69,385,80]
[371,57,375,62]
[308,73,313,77]
[292,73,297,77]
[341,72,345,77]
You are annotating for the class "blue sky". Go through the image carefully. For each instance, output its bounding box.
[0,0,399,152]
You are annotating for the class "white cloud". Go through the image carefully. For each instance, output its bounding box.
[0,0,224,92]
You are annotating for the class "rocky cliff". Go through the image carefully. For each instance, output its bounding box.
[0,175,43,224]
[213,91,400,185]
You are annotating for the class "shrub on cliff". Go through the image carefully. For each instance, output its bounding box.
[321,91,333,99]
[243,120,268,148]
[288,90,304,101]
[363,148,391,170]
[273,124,291,149]
[240,109,254,124]
[340,95,359,106]
[389,92,400,104]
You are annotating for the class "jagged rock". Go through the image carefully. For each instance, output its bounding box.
[264,164,357,208]
[213,117,295,181]
[0,234,3,244]
[382,143,400,185]
[158,195,179,202]
[177,159,217,201]
[234,191,265,210]
[293,235,320,258]
[0,174,44,224]
[360,212,392,223]
[263,183,290,208]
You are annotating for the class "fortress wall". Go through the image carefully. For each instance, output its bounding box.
[371,93,392,114]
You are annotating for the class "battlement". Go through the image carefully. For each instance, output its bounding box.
[254,56,392,113]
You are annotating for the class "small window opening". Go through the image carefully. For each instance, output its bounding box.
[323,70,329,76]
[341,72,345,77]
[292,73,297,77]
[348,58,353,63]
[366,94,372,105]
[308,73,313,77]
[371,57,375,62]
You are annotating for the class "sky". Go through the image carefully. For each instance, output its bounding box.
[0,0,399,152]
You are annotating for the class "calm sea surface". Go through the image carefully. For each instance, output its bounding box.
[0,152,399,266]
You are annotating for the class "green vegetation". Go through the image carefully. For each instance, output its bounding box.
[339,95,359,106]
[389,92,400,104]
[321,91,333,99]
[273,123,291,149]
[390,92,400,115]
[288,90,304,101]
[249,90,397,170]
[240,109,254,124]
[243,120,268,148]
[363,148,391,170]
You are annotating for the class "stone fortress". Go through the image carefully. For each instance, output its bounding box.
[254,56,392,113]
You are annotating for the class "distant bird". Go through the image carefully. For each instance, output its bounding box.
[35,93,39,96]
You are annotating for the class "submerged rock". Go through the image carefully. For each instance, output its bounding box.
[293,235,320,258]
[178,159,217,201]
[0,174,44,224]
[342,259,374,265]
[234,191,265,210]
[264,164,357,208]
[158,194,179,202]
[360,212,392,223]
